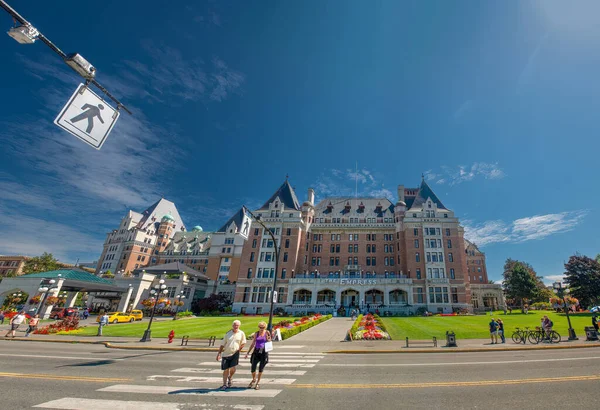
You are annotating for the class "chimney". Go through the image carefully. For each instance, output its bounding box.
[307,188,315,205]
[397,185,405,202]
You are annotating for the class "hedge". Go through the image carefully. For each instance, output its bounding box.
[279,314,332,340]
[349,314,364,337]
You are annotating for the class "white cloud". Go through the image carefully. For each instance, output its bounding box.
[543,274,565,286]
[426,163,506,186]
[313,168,393,201]
[464,210,588,247]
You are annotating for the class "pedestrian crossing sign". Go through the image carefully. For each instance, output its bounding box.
[54,83,120,150]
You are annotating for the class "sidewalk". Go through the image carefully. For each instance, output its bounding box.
[1,321,599,353]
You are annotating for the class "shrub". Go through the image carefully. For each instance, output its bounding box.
[177,310,193,318]
[34,316,80,334]
[280,315,332,340]
[350,314,364,336]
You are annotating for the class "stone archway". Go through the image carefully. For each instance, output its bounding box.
[317,289,335,304]
[292,289,312,304]
[388,289,408,305]
[364,289,384,305]
[340,288,359,307]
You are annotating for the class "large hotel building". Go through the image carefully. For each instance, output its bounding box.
[94,177,504,314]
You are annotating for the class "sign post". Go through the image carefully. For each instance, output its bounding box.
[54,83,120,149]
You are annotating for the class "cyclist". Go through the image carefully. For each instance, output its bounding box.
[542,315,553,342]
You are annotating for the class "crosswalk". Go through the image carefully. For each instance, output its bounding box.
[33,350,326,409]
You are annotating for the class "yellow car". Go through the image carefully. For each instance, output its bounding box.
[130,310,144,321]
[96,312,135,324]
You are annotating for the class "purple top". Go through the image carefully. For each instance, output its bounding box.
[255,332,268,349]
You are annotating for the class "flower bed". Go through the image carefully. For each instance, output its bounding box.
[351,314,391,340]
[273,314,331,340]
[34,316,80,335]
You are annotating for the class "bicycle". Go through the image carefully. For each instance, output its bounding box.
[511,327,530,344]
[527,326,561,344]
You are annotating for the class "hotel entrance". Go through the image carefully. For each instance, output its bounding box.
[341,289,359,307]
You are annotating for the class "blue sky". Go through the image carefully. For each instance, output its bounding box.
[0,1,598,283]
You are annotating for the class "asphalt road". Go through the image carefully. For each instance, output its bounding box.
[0,341,598,409]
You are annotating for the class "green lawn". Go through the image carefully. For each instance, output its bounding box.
[65,316,298,338]
[382,311,596,340]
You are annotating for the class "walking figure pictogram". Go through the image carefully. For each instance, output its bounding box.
[70,103,105,133]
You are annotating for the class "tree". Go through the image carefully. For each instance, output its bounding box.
[23,253,60,274]
[535,287,557,303]
[191,294,232,314]
[504,258,546,295]
[563,254,600,308]
[488,280,496,284]
[503,261,538,310]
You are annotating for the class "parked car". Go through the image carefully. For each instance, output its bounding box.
[50,307,78,320]
[97,312,135,324]
[130,310,143,321]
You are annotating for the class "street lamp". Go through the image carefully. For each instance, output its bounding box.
[140,279,168,342]
[173,291,186,320]
[246,209,280,332]
[553,282,578,341]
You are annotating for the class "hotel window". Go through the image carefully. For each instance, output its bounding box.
[415,252,420,263]
[250,252,255,262]
[254,228,259,236]
[413,213,417,218]
[447,240,452,248]
[348,244,353,253]
[366,245,371,253]
[285,239,290,248]
[448,253,454,262]
[243,287,250,302]
[335,257,340,266]
[281,268,286,279]
[426,252,431,262]
[317,257,321,266]
[348,257,353,265]
[445,228,450,236]
[384,257,389,266]
[440,268,445,278]
[286,228,291,236]
[353,244,358,253]
[311,257,316,266]
[439,252,444,262]
[330,257,335,266]
[251,287,258,302]
[283,252,288,262]
[416,288,424,303]
[414,239,419,248]
[252,239,257,248]
[353,257,358,265]
[431,253,438,262]
[427,268,432,278]
[444,214,448,218]
[260,252,264,262]
[313,234,318,241]
[247,268,253,279]
[331,234,335,241]
[313,245,318,252]
[451,287,458,303]
[366,258,371,266]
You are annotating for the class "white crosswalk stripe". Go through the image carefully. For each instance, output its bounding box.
[148,375,297,384]
[171,367,307,376]
[32,347,326,408]
[197,361,315,368]
[98,384,283,398]
[34,397,264,409]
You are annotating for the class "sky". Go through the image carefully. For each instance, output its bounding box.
[0,0,599,284]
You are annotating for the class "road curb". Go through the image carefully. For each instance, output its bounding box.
[1,337,220,352]
[325,342,600,354]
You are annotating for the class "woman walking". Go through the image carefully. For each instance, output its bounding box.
[245,321,272,390]
[25,314,39,337]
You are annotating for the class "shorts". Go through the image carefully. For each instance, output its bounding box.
[221,351,240,371]
[250,349,269,373]
[11,324,20,331]
[490,330,497,335]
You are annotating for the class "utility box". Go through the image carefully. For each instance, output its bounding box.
[445,330,457,347]
[584,327,599,341]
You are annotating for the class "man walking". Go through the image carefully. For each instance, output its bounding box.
[97,312,109,336]
[4,311,27,338]
[496,318,506,343]
[489,318,499,344]
[216,320,246,390]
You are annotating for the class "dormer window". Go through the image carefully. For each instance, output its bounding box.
[327,201,333,211]
[358,202,365,213]
[345,202,351,211]
[375,202,383,212]
[428,202,432,208]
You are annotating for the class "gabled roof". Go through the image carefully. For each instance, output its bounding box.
[136,262,209,281]
[314,198,394,217]
[137,198,186,232]
[217,207,247,233]
[21,269,115,284]
[407,179,447,210]
[257,180,301,211]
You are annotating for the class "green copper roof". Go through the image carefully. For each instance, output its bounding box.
[192,225,203,232]
[22,269,114,284]
[162,214,175,222]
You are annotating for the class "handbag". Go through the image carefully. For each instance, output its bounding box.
[264,341,274,352]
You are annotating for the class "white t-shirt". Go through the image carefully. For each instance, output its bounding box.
[220,329,246,357]
[12,314,26,325]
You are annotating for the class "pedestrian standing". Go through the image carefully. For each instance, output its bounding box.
[496,318,505,343]
[4,311,27,338]
[25,314,40,337]
[0,310,4,325]
[245,321,272,390]
[216,320,246,390]
[489,318,498,344]
[97,312,109,336]
[592,315,599,332]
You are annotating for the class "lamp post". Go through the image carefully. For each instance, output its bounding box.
[10,292,23,308]
[140,279,168,342]
[173,291,185,320]
[553,282,578,341]
[246,209,280,332]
